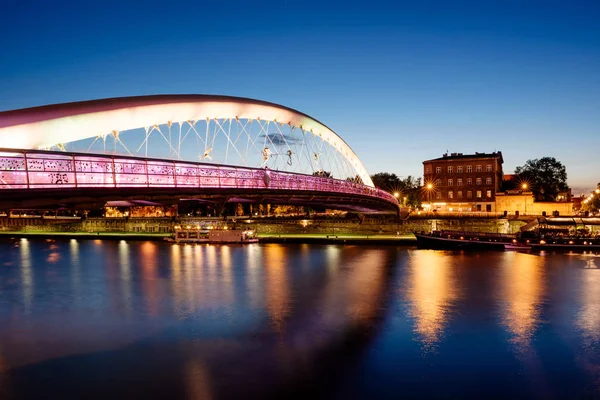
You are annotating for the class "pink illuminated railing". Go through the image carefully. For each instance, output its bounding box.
[0,150,399,206]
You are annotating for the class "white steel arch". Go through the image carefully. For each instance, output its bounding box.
[0,95,374,187]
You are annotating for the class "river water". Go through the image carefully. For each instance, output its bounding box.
[0,238,599,399]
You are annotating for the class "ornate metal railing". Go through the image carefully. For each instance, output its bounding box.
[0,149,398,206]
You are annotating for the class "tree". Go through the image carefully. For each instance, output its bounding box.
[346,175,364,184]
[313,170,331,178]
[582,183,600,213]
[514,157,568,201]
[370,172,401,192]
[370,172,422,208]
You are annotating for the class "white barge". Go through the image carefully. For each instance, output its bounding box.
[168,226,258,244]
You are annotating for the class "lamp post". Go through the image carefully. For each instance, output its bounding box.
[522,183,528,215]
[426,183,433,212]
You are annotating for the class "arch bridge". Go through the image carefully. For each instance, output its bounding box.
[0,95,398,212]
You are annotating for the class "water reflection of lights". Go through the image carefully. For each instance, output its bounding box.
[264,245,289,332]
[118,240,132,315]
[343,250,386,322]
[326,246,341,275]
[185,360,213,399]
[406,251,461,350]
[70,239,80,286]
[577,256,600,348]
[140,242,159,315]
[220,246,234,305]
[501,252,544,353]
[246,244,262,307]
[19,238,33,313]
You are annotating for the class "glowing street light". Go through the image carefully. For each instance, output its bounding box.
[426,183,433,210]
[521,183,529,215]
[394,192,400,198]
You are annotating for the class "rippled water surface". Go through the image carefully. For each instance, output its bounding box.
[0,238,599,399]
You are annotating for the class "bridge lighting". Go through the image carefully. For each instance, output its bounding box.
[394,192,399,198]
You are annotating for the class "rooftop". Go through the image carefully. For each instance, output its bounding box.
[423,151,503,163]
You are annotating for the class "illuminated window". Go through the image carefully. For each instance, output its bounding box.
[457,178,463,186]
[458,191,463,199]
[467,165,472,173]
[467,190,472,198]
[467,178,472,185]
[476,165,482,172]
[476,178,482,185]
[436,167,441,174]
[435,179,442,186]
[448,166,453,173]
[448,179,453,186]
[477,190,482,198]
[486,190,492,198]
[486,164,492,172]
[457,166,463,173]
[436,192,442,199]
[486,177,492,185]
[448,191,454,199]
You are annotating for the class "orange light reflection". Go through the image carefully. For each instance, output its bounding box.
[406,251,461,351]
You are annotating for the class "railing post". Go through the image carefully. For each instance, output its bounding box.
[72,154,78,188]
[23,151,30,189]
[112,157,117,188]
[172,161,177,188]
[145,159,150,187]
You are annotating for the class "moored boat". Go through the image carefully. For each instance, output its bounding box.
[415,230,512,251]
[167,225,259,244]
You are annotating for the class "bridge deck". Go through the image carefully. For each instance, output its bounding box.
[0,149,398,212]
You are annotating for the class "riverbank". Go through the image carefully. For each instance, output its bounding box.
[0,231,417,245]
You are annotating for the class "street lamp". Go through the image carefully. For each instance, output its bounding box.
[522,183,528,215]
[394,192,400,199]
[426,183,433,211]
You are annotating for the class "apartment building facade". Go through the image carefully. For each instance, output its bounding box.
[422,151,504,212]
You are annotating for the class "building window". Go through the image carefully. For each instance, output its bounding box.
[467,190,472,199]
[458,191,463,199]
[486,164,492,172]
[448,191,453,199]
[486,204,492,212]
[435,179,441,186]
[436,192,442,199]
[467,178,472,185]
[467,165,472,173]
[448,166,453,173]
[436,167,441,174]
[476,178,482,185]
[476,165,482,172]
[486,190,492,198]
[457,166,463,173]
[477,190,482,198]
[425,166,431,174]
[486,177,492,185]
[448,179,453,186]
[457,178,463,186]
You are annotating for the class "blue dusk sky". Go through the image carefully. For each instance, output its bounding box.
[1,0,599,193]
